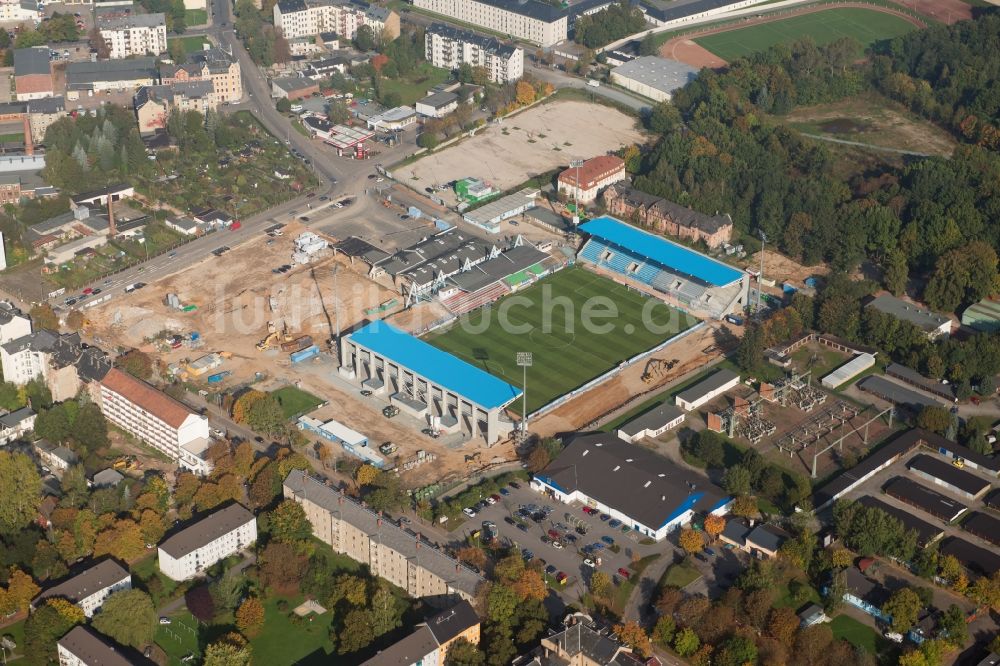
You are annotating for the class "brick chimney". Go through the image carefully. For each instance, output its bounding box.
[106,193,116,237]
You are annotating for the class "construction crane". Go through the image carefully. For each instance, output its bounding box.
[641,358,678,384]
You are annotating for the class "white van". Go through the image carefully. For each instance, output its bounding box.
[290,103,303,113]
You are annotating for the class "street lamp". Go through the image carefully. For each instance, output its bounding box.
[569,159,583,226]
[516,352,532,433]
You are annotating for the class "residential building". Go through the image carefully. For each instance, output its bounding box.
[865,294,952,339]
[284,469,485,606]
[134,81,215,135]
[798,604,827,627]
[0,0,40,24]
[57,626,141,666]
[0,301,31,345]
[719,519,790,558]
[0,406,35,445]
[425,23,523,83]
[361,601,480,665]
[98,12,168,59]
[610,55,698,102]
[615,404,683,443]
[157,503,257,581]
[271,76,320,100]
[413,0,567,46]
[34,439,78,472]
[160,48,243,104]
[306,55,351,77]
[415,91,459,118]
[602,183,733,248]
[531,432,730,541]
[675,368,740,411]
[35,559,131,617]
[13,47,53,101]
[835,566,890,622]
[27,96,66,144]
[66,58,159,96]
[557,155,625,204]
[273,0,400,41]
[0,330,109,400]
[91,468,125,488]
[525,614,644,664]
[98,368,213,474]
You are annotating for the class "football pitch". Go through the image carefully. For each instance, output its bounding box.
[427,267,697,413]
[694,8,918,62]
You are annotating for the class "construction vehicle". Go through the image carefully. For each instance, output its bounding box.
[112,455,138,470]
[641,358,678,384]
[281,335,313,353]
[379,441,397,455]
[382,405,399,418]
[257,332,279,351]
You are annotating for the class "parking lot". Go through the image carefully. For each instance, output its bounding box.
[455,481,673,602]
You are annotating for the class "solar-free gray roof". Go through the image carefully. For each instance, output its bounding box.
[857,375,945,410]
[361,625,438,665]
[67,58,158,86]
[426,23,518,58]
[866,294,950,333]
[158,503,254,559]
[883,476,966,522]
[58,626,142,666]
[857,496,942,547]
[675,368,738,405]
[425,600,479,644]
[907,454,991,497]
[618,404,683,437]
[447,244,546,292]
[961,512,1000,547]
[939,536,1000,577]
[35,559,129,605]
[417,91,458,109]
[284,470,484,597]
[612,56,699,97]
[886,363,955,400]
[376,229,494,279]
[13,47,50,76]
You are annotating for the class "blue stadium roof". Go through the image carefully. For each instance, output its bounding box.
[579,217,744,287]
[348,321,523,410]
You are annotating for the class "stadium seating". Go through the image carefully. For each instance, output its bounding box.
[635,263,661,284]
[441,281,510,315]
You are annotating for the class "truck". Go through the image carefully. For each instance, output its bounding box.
[379,441,398,455]
[290,345,320,363]
[382,405,400,418]
[281,335,313,353]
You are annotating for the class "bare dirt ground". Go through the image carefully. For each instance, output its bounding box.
[659,2,926,69]
[749,248,828,286]
[394,101,645,205]
[782,95,958,158]
[529,322,728,437]
[890,0,971,24]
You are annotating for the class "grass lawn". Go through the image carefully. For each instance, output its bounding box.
[132,554,183,606]
[773,576,821,609]
[379,63,452,106]
[184,9,208,25]
[249,595,335,664]
[695,8,918,61]
[630,553,661,576]
[428,266,694,413]
[0,618,26,660]
[791,346,848,379]
[0,132,23,143]
[830,614,881,654]
[659,561,701,589]
[272,385,324,418]
[169,35,209,54]
[155,609,202,666]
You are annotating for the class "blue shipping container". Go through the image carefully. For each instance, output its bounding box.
[207,371,231,383]
[290,345,320,363]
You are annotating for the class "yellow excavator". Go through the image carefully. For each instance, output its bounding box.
[641,358,678,384]
[257,321,291,351]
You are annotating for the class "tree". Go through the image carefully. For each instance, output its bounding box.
[339,608,376,654]
[204,633,252,666]
[276,97,291,113]
[937,604,968,647]
[0,451,41,535]
[331,574,368,607]
[884,588,922,633]
[232,390,286,435]
[259,542,306,592]
[0,568,39,614]
[118,349,153,380]
[417,132,440,150]
[767,606,800,646]
[737,322,766,372]
[24,600,82,665]
[370,583,402,637]
[653,615,676,646]
[511,568,546,601]
[487,583,519,624]
[64,309,85,331]
[446,637,485,666]
[614,621,651,658]
[515,81,536,106]
[673,627,700,657]
[831,548,854,568]
[235,596,265,637]
[969,571,1000,611]
[93,519,145,562]
[715,635,758,666]
[590,570,611,598]
[693,430,725,467]
[723,465,752,496]
[267,500,311,544]
[730,495,758,518]
[91,589,156,649]
[916,406,952,435]
[704,514,725,539]
[679,528,704,554]
[29,304,58,331]
[354,24,376,51]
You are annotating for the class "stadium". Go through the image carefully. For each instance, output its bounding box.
[338,215,746,443]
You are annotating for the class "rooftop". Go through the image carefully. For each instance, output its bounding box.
[866,294,950,333]
[101,368,197,429]
[675,368,739,405]
[35,559,129,605]
[350,321,522,410]
[273,75,318,92]
[13,47,51,77]
[617,403,683,437]
[0,406,34,428]
[417,91,459,109]
[284,470,484,597]
[558,155,625,190]
[98,11,165,28]
[426,600,479,644]
[67,58,158,86]
[361,625,438,665]
[907,454,991,496]
[158,503,255,559]
[883,476,967,522]
[939,536,1000,578]
[447,244,547,293]
[580,216,742,286]
[57,626,141,666]
[426,23,519,58]
[611,55,699,96]
[857,496,942,547]
[857,375,945,411]
[537,432,728,531]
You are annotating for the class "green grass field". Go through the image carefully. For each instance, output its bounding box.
[184,9,208,25]
[379,63,452,106]
[659,561,702,589]
[427,267,695,413]
[169,35,209,54]
[272,385,324,419]
[695,8,917,61]
[830,614,882,654]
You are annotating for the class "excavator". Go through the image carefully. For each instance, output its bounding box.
[257,320,291,351]
[641,358,679,384]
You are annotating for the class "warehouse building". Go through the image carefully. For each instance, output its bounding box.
[906,454,992,500]
[462,188,538,233]
[531,432,731,541]
[157,503,257,581]
[416,91,459,118]
[961,512,1000,547]
[675,368,740,411]
[857,375,945,412]
[610,56,699,102]
[866,294,952,340]
[615,404,684,443]
[885,363,955,402]
[340,321,521,443]
[821,352,875,389]
[883,476,966,522]
[285,470,484,606]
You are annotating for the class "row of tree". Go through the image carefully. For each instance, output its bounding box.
[573,1,647,48]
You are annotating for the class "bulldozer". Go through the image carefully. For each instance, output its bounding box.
[641,358,679,384]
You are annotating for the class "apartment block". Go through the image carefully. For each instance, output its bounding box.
[98,368,213,474]
[160,48,243,104]
[274,0,399,41]
[57,626,137,666]
[413,0,566,46]
[284,470,484,607]
[425,23,523,83]
[157,503,257,581]
[98,12,168,59]
[35,559,131,618]
[0,330,109,401]
[134,81,215,134]
[360,601,480,666]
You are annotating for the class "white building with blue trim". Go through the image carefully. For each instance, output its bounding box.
[530,432,731,541]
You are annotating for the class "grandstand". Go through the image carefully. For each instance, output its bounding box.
[438,243,554,315]
[577,217,749,318]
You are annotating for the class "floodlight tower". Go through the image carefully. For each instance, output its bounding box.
[516,351,532,433]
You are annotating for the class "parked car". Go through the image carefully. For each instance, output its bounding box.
[599,513,611,522]
[504,516,516,525]
[159,617,171,625]
[556,572,567,584]
[583,558,595,568]
[551,541,563,549]
[517,523,528,532]
[608,519,621,528]
[499,488,510,496]
[601,536,615,546]
[545,565,557,575]
[463,507,477,517]
[547,529,561,539]
[704,547,716,556]
[485,496,497,505]
[509,482,520,489]
[617,567,631,579]
[522,550,533,561]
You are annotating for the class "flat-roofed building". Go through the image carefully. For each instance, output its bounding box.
[610,55,698,102]
[425,23,523,83]
[883,476,967,522]
[13,47,53,101]
[866,294,952,340]
[66,58,159,96]
[284,470,484,606]
[907,454,992,500]
[34,559,131,617]
[675,368,740,411]
[857,496,943,547]
[616,404,684,443]
[413,0,567,46]
[415,91,459,118]
[557,155,625,204]
[961,512,1000,547]
[157,503,257,581]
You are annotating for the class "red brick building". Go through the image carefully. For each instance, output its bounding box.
[602,183,733,249]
